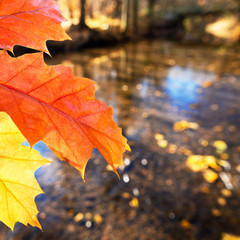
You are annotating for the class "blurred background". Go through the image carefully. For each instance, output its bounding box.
[1,0,240,240]
[54,0,240,48]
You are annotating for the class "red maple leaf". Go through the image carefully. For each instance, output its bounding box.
[0,0,70,53]
[0,51,130,177]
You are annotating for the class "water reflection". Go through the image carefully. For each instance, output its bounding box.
[23,140,61,186]
[165,66,216,110]
[44,40,240,175]
[10,40,240,240]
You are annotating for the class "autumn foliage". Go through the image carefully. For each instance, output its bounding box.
[0,0,129,231]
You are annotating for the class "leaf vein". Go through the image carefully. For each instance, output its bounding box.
[0,179,38,226]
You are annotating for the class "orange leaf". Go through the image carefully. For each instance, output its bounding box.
[0,0,70,52]
[0,51,130,178]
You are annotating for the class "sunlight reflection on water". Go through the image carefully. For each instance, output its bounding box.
[165,66,216,109]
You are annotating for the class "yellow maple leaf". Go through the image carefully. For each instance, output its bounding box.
[186,155,220,172]
[0,112,50,231]
[173,120,199,132]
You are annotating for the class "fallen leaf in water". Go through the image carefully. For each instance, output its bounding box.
[85,212,92,220]
[221,153,229,160]
[167,144,177,154]
[236,165,240,173]
[154,133,164,141]
[155,133,168,148]
[182,148,193,156]
[201,186,210,194]
[200,139,209,147]
[213,140,227,153]
[187,155,220,172]
[158,139,168,149]
[122,192,131,199]
[214,125,223,132]
[74,213,84,222]
[173,120,199,132]
[218,160,230,169]
[129,198,139,208]
[202,81,213,88]
[94,214,103,224]
[67,209,74,217]
[221,233,240,240]
[217,197,226,206]
[221,189,232,198]
[180,219,191,229]
[211,208,221,217]
[236,146,240,153]
[203,169,218,183]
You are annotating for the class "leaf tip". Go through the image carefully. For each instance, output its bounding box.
[115,170,120,180]
[76,165,86,181]
[126,143,131,152]
[34,220,42,231]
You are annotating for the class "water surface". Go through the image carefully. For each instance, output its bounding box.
[2,40,240,240]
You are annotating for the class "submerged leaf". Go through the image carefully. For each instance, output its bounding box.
[186,155,220,172]
[213,140,227,153]
[221,233,240,240]
[203,169,218,183]
[173,120,199,132]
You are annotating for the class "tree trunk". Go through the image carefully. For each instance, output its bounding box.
[120,0,130,37]
[133,0,138,35]
[148,0,156,35]
[78,0,89,29]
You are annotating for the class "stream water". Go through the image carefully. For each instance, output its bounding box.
[1,40,240,240]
